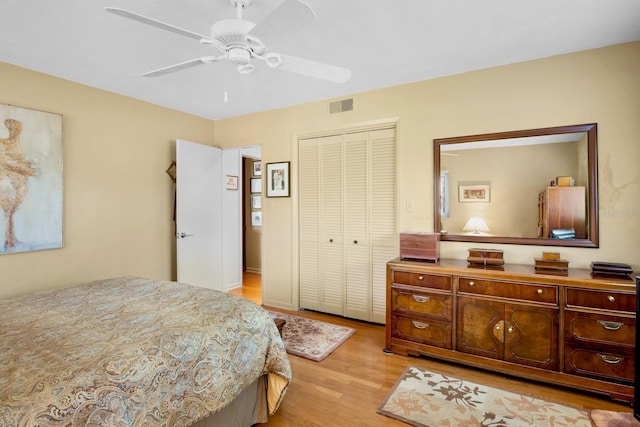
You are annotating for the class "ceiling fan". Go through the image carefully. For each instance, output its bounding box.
[105,0,351,83]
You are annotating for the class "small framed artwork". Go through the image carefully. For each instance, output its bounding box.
[266,161,290,198]
[251,194,261,209]
[226,175,238,190]
[252,160,262,177]
[459,184,491,203]
[251,211,262,227]
[251,178,262,193]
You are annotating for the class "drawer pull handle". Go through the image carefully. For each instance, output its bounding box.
[412,320,429,330]
[418,275,424,281]
[412,295,430,303]
[468,281,475,287]
[536,289,543,295]
[607,295,615,303]
[598,320,623,331]
[598,354,623,364]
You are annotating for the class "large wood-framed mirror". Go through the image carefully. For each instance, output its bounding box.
[434,123,598,247]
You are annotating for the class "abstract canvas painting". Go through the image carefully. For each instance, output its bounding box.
[0,104,63,254]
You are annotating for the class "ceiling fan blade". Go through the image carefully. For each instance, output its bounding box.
[248,0,317,43]
[276,54,351,83]
[105,7,217,45]
[142,56,223,77]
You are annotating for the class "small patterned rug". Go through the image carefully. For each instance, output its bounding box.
[377,366,592,427]
[268,311,355,361]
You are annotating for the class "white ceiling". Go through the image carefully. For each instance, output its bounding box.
[1,0,639,120]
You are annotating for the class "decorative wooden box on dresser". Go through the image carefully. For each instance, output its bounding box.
[385,258,636,403]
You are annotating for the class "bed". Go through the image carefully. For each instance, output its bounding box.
[0,276,291,426]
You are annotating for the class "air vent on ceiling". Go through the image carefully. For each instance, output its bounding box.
[329,98,354,114]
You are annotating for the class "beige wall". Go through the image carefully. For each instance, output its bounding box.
[0,62,215,298]
[2,42,639,307]
[441,142,579,237]
[215,42,640,310]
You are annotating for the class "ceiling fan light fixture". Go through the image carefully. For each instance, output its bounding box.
[237,63,255,74]
[264,53,282,68]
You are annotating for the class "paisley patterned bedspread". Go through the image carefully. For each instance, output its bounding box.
[0,276,291,426]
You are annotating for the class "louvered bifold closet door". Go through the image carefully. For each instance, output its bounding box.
[298,139,321,311]
[299,136,344,315]
[343,132,370,320]
[298,126,396,322]
[369,128,397,324]
[318,136,345,315]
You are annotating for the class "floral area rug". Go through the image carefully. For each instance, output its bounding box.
[267,311,355,361]
[377,366,592,427]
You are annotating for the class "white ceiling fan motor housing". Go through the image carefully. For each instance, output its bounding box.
[209,19,256,45]
[228,47,251,65]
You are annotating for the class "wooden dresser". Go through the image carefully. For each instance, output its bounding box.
[385,258,636,403]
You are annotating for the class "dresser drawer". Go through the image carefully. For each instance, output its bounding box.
[565,288,635,313]
[392,271,451,291]
[390,314,452,349]
[458,278,558,304]
[565,311,635,349]
[564,345,634,384]
[391,286,452,321]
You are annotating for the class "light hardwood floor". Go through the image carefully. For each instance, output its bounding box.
[231,272,633,426]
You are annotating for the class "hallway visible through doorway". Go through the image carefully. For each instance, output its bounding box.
[228,271,261,305]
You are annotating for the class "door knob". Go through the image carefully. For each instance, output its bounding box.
[177,232,194,238]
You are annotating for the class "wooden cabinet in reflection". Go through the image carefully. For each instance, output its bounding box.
[538,186,586,239]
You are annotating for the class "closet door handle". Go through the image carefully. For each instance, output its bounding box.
[329,238,333,243]
[353,240,358,244]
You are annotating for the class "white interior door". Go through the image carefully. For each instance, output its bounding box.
[176,139,222,290]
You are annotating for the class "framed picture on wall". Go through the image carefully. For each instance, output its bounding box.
[251,211,262,227]
[250,178,262,193]
[252,160,262,176]
[459,184,491,203]
[251,194,261,209]
[225,175,238,190]
[266,161,290,197]
[0,103,63,254]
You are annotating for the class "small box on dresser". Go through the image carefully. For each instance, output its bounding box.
[399,233,440,262]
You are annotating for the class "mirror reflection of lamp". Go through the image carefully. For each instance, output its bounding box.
[463,215,490,234]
